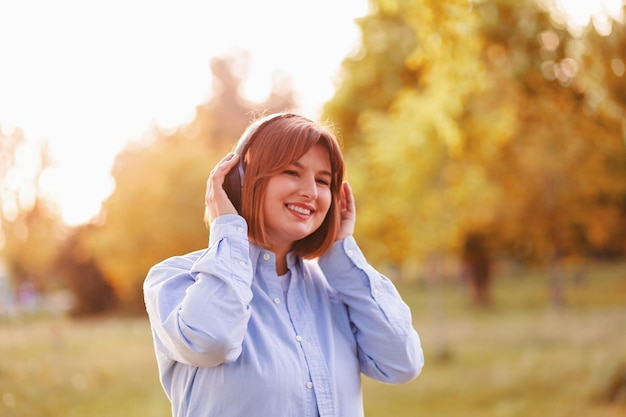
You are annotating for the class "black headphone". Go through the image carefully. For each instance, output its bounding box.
[223,113,290,213]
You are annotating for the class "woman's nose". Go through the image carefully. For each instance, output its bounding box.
[299,175,318,199]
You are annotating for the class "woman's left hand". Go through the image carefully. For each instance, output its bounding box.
[336,181,356,241]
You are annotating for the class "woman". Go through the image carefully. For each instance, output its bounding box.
[143,113,424,417]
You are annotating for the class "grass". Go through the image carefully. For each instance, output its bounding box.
[363,261,626,417]
[0,316,170,417]
[1,262,625,417]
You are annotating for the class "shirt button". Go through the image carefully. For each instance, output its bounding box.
[373,288,380,296]
[273,298,281,304]
[306,382,313,389]
[295,335,302,342]
[237,226,244,233]
[263,253,271,260]
[347,250,354,256]
[239,261,245,266]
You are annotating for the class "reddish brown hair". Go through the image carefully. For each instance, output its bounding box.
[239,114,345,259]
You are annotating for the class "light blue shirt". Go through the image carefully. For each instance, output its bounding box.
[144,215,424,417]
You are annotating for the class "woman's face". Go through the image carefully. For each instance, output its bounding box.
[262,143,333,252]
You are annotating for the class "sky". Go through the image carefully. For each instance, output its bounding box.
[0,0,368,226]
[0,0,623,226]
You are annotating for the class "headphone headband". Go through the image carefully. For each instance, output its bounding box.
[223,112,290,213]
[233,112,288,155]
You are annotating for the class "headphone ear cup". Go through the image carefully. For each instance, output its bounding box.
[222,113,288,215]
[223,163,242,214]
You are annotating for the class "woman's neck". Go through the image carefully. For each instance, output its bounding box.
[275,257,288,276]
[266,243,291,275]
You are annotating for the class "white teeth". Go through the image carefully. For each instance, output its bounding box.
[287,204,311,215]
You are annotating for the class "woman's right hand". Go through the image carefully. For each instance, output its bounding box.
[204,152,240,226]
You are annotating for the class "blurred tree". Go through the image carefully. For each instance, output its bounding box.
[83,134,212,310]
[461,231,492,305]
[324,0,626,308]
[80,53,298,311]
[0,130,64,296]
[200,53,260,146]
[322,1,422,151]
[576,9,626,258]
[192,54,298,148]
[323,0,498,278]
[466,0,624,257]
[54,226,117,316]
[0,125,25,180]
[464,1,626,306]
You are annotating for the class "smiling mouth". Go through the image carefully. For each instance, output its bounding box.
[286,204,313,216]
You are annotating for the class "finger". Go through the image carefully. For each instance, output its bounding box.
[206,153,239,200]
[210,152,238,175]
[342,181,355,211]
[220,152,239,166]
[208,154,240,190]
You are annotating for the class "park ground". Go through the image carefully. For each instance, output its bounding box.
[1,262,625,417]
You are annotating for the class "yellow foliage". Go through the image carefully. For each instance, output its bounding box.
[326,0,626,266]
[84,137,219,303]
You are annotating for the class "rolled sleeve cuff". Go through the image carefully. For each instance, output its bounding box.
[192,214,252,293]
[319,237,368,273]
[318,236,375,292]
[208,214,248,246]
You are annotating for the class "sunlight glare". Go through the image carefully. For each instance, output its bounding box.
[0,0,368,226]
[555,0,624,35]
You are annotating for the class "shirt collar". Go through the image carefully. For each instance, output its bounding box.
[249,243,304,276]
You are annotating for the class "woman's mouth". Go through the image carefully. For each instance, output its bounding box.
[286,204,313,216]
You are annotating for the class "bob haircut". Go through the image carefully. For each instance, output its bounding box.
[239,113,345,259]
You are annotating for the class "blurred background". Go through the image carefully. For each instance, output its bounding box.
[1,0,625,416]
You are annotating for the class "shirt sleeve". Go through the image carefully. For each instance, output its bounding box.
[143,214,253,367]
[318,236,424,384]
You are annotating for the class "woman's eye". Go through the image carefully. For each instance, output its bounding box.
[316,178,330,186]
[283,170,299,177]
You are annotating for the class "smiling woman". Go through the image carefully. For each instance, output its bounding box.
[143,112,424,416]
[0,0,367,226]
